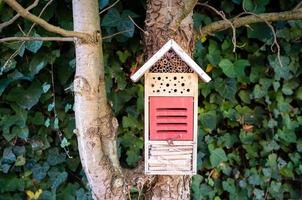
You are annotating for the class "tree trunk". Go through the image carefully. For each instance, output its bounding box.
[72,0,124,199]
[143,0,195,199]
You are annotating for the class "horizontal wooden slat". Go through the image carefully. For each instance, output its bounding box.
[149,155,192,160]
[149,166,191,171]
[150,150,192,156]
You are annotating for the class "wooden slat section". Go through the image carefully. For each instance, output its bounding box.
[147,143,193,173]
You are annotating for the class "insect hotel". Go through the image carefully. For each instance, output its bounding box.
[131,39,211,175]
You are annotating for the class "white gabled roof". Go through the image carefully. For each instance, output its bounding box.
[130,39,211,83]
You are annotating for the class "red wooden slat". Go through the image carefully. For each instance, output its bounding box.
[149,97,193,141]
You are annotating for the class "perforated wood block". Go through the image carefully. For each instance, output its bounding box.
[149,96,193,141]
[145,73,198,96]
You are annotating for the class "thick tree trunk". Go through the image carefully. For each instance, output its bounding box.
[144,0,195,199]
[72,0,124,199]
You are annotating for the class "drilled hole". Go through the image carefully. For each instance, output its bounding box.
[174,89,177,92]
[187,89,190,92]
[166,83,170,87]
[181,83,185,86]
[157,77,161,80]
[174,76,177,80]
[151,84,154,87]
[157,90,160,93]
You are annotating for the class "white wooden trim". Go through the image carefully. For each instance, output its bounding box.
[144,78,149,173]
[171,40,211,83]
[192,74,198,174]
[130,40,173,82]
[130,39,211,83]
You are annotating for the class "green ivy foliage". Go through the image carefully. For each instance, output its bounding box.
[0,0,302,199]
[191,0,302,199]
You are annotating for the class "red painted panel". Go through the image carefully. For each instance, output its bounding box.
[149,97,193,141]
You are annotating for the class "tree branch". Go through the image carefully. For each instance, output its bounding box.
[0,0,39,31]
[0,36,74,42]
[198,7,302,37]
[99,0,120,15]
[3,0,91,41]
[174,0,198,28]
[198,3,237,52]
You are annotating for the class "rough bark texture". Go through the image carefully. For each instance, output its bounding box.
[144,0,195,57]
[72,0,124,199]
[143,0,195,199]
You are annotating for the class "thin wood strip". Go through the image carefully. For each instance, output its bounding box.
[150,151,192,156]
[148,160,190,165]
[149,155,192,160]
[149,166,191,171]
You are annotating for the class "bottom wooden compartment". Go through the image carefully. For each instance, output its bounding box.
[145,142,195,175]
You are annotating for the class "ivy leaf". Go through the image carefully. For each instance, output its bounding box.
[222,178,236,194]
[191,175,203,200]
[219,59,235,78]
[268,55,291,81]
[210,148,227,167]
[2,147,16,164]
[101,8,138,38]
[47,148,66,166]
[247,23,272,41]
[126,149,141,166]
[15,155,26,166]
[28,54,48,78]
[99,0,109,9]
[200,110,217,131]
[101,8,121,27]
[25,33,43,53]
[49,171,68,189]
[11,126,29,139]
[214,78,237,100]
[0,177,24,192]
[32,163,50,181]
[0,70,29,96]
[76,188,93,200]
[5,81,43,110]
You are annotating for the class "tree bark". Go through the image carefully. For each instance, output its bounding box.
[72,0,124,199]
[143,0,195,199]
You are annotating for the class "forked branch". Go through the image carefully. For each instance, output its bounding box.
[0,0,39,31]
[3,0,91,41]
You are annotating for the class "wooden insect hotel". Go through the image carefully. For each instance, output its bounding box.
[131,39,211,175]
